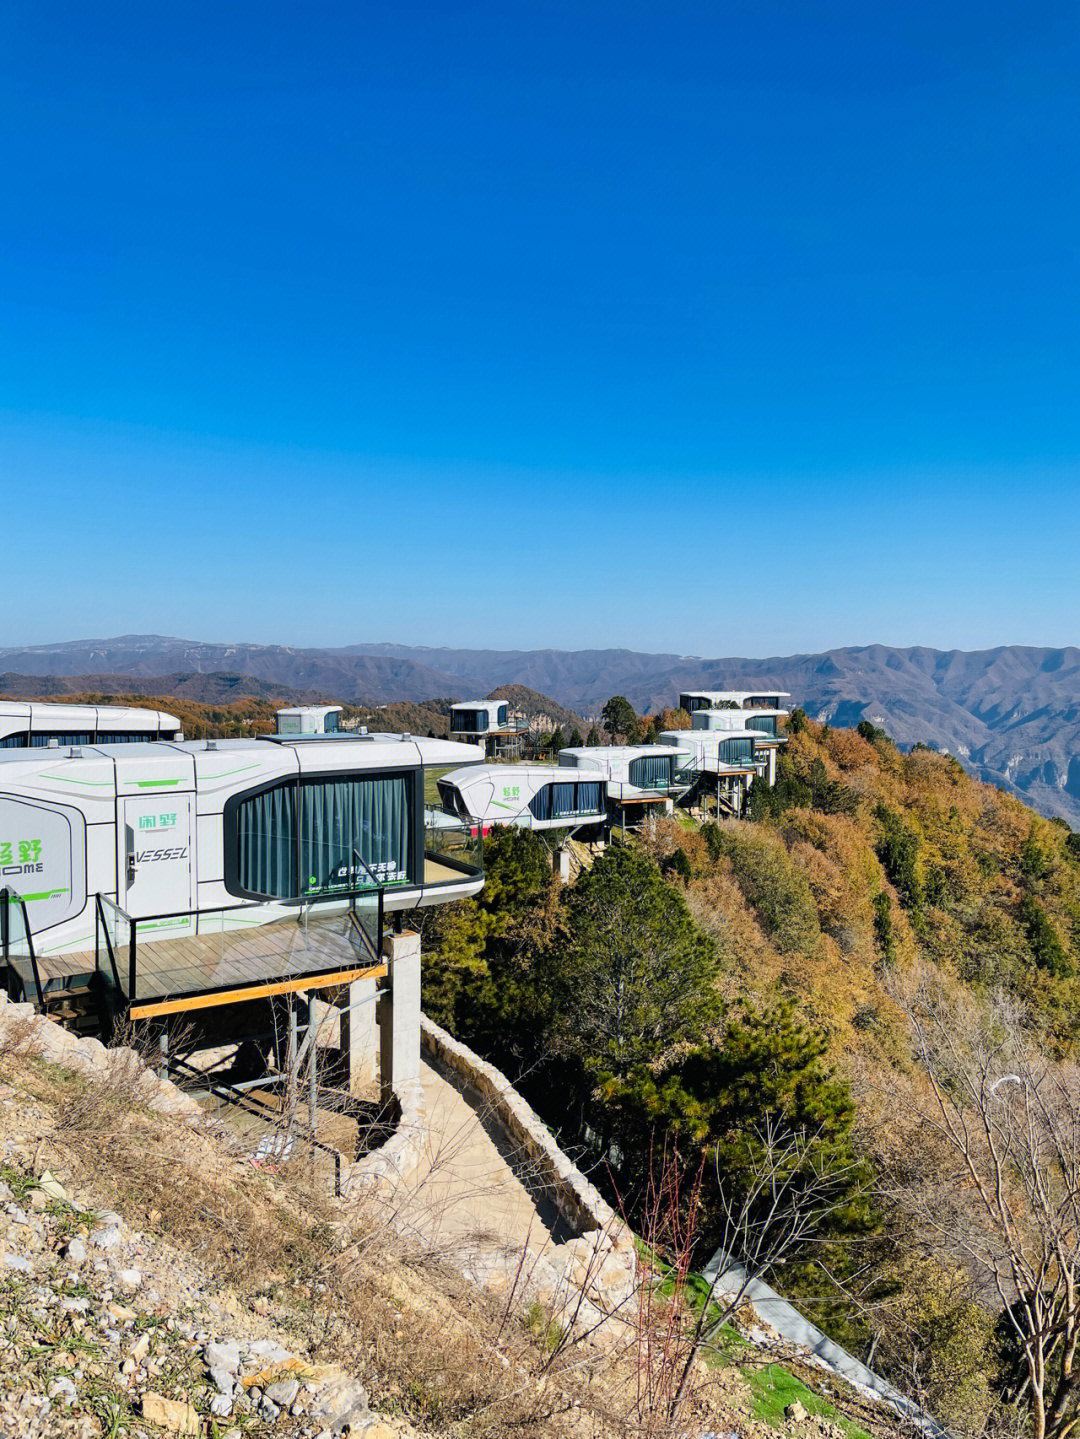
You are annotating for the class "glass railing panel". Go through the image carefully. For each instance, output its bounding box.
[298,832,408,896]
[98,895,133,998]
[2,888,42,1005]
[348,889,382,964]
[123,899,327,1005]
[425,808,484,878]
[94,895,122,998]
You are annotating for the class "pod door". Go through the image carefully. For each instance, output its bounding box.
[120,795,195,924]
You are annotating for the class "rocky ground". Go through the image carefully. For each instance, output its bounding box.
[0,993,908,1439]
[0,1091,407,1439]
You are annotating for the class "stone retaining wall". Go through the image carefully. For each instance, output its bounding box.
[339,1078,425,1195]
[0,991,203,1120]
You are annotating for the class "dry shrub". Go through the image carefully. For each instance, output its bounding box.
[686,867,783,1001]
[0,1008,40,1057]
[637,814,710,875]
[824,726,878,771]
[0,1032,661,1437]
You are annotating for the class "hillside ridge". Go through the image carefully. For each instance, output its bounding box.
[2,636,1079,824]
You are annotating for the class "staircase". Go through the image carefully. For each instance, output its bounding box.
[715,791,740,819]
[40,975,111,1040]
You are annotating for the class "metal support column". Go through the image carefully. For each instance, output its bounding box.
[307,1000,318,1140]
[286,996,298,1123]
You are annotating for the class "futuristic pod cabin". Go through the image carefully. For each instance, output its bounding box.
[0,700,182,748]
[437,764,607,831]
[0,732,484,952]
[0,731,484,1022]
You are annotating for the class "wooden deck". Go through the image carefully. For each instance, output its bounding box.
[37,914,386,1018]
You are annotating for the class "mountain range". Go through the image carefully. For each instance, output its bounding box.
[2,636,1078,827]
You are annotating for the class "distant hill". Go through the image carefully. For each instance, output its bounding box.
[486,684,588,736]
[3,637,1079,825]
[343,698,454,738]
[0,671,331,705]
[0,638,458,706]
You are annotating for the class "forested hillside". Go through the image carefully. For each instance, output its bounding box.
[419,717,1080,1437]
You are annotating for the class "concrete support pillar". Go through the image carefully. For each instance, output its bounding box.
[557,848,571,883]
[377,929,421,1108]
[338,977,378,1097]
[308,996,340,1048]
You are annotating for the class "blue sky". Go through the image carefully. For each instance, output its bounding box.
[3,2,1078,656]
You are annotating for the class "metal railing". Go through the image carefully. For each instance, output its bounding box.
[606,780,673,801]
[1,887,44,1007]
[167,1055,345,1197]
[95,881,387,1008]
[450,718,530,735]
[93,893,123,1008]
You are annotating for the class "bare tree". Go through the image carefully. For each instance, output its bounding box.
[890,973,1080,1439]
[622,1120,868,1430]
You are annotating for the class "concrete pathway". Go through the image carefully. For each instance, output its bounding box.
[390,1056,573,1265]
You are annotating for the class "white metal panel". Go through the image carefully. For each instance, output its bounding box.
[0,704,32,743]
[91,705,173,735]
[120,794,195,925]
[0,749,117,824]
[196,812,224,882]
[27,704,98,734]
[0,794,88,933]
[112,747,197,799]
[192,742,297,813]
[86,819,117,905]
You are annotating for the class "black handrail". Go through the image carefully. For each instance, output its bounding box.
[348,847,382,891]
[0,887,44,1009]
[347,851,384,965]
[98,884,388,1006]
[116,890,388,925]
[347,906,383,966]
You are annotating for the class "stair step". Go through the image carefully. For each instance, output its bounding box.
[46,1005,100,1026]
[44,995,99,1014]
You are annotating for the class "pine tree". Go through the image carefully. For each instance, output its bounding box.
[551,842,721,1080]
[420,826,554,1030]
[601,695,639,743]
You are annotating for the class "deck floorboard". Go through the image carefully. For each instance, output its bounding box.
[36,915,365,1004]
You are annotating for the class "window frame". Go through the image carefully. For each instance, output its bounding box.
[222,766,423,903]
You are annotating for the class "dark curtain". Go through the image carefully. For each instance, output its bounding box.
[236,776,410,897]
[299,777,408,891]
[237,784,297,898]
[629,754,671,789]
